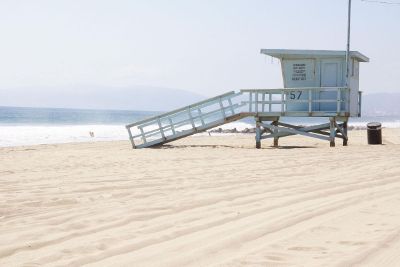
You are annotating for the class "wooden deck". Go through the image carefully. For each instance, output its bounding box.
[126,88,357,148]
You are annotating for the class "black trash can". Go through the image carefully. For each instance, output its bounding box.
[367,122,382,145]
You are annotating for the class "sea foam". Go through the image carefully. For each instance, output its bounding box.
[0,125,128,147]
[1,120,399,147]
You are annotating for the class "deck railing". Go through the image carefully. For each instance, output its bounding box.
[241,87,350,116]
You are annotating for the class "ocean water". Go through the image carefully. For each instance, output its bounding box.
[0,106,399,147]
[0,106,158,147]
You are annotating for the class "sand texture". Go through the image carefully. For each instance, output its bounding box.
[1,129,400,266]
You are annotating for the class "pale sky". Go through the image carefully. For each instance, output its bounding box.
[0,0,399,98]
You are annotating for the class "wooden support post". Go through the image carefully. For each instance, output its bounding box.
[273,120,279,147]
[255,117,261,149]
[343,121,348,146]
[329,117,336,147]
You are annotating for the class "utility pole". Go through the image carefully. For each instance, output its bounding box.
[345,0,352,87]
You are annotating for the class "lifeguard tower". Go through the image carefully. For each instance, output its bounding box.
[125,49,369,149]
[251,49,369,147]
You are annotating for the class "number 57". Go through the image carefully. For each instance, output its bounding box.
[289,91,302,100]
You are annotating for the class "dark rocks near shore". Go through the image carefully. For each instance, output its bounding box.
[209,127,256,134]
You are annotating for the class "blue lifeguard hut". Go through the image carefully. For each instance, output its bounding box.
[261,49,369,116]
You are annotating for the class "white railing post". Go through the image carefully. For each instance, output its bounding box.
[127,127,136,149]
[269,93,272,112]
[157,118,165,139]
[219,98,226,118]
[168,118,176,135]
[187,108,196,129]
[228,98,235,115]
[255,92,259,113]
[262,93,265,112]
[349,89,352,113]
[308,89,312,113]
[337,89,341,113]
[249,92,252,112]
[197,107,205,126]
[139,127,146,144]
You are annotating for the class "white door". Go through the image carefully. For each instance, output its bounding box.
[319,60,342,111]
[322,63,340,86]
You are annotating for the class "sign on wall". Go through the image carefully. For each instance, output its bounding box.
[282,59,315,86]
[292,63,308,81]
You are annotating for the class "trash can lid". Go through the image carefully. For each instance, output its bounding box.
[367,122,381,129]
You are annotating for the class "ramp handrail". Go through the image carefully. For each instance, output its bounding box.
[126,91,244,148]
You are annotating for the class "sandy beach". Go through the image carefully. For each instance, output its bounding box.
[1,129,400,266]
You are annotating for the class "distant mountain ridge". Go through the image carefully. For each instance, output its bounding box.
[0,86,206,112]
[1,86,399,116]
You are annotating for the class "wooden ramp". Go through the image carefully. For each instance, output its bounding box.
[125,91,248,149]
[126,88,353,148]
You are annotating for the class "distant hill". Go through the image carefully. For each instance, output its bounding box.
[1,86,399,115]
[0,86,206,111]
[363,93,400,116]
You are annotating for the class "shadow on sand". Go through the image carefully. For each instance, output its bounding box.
[149,144,316,150]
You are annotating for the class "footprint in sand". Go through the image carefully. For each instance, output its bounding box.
[339,241,366,246]
[288,246,326,252]
[265,255,285,262]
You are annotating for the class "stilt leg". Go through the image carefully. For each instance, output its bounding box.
[343,121,348,146]
[273,120,279,147]
[329,117,336,147]
[255,117,261,149]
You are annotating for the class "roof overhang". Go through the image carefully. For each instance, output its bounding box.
[260,49,369,62]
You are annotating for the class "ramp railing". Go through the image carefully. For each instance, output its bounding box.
[126,91,245,148]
